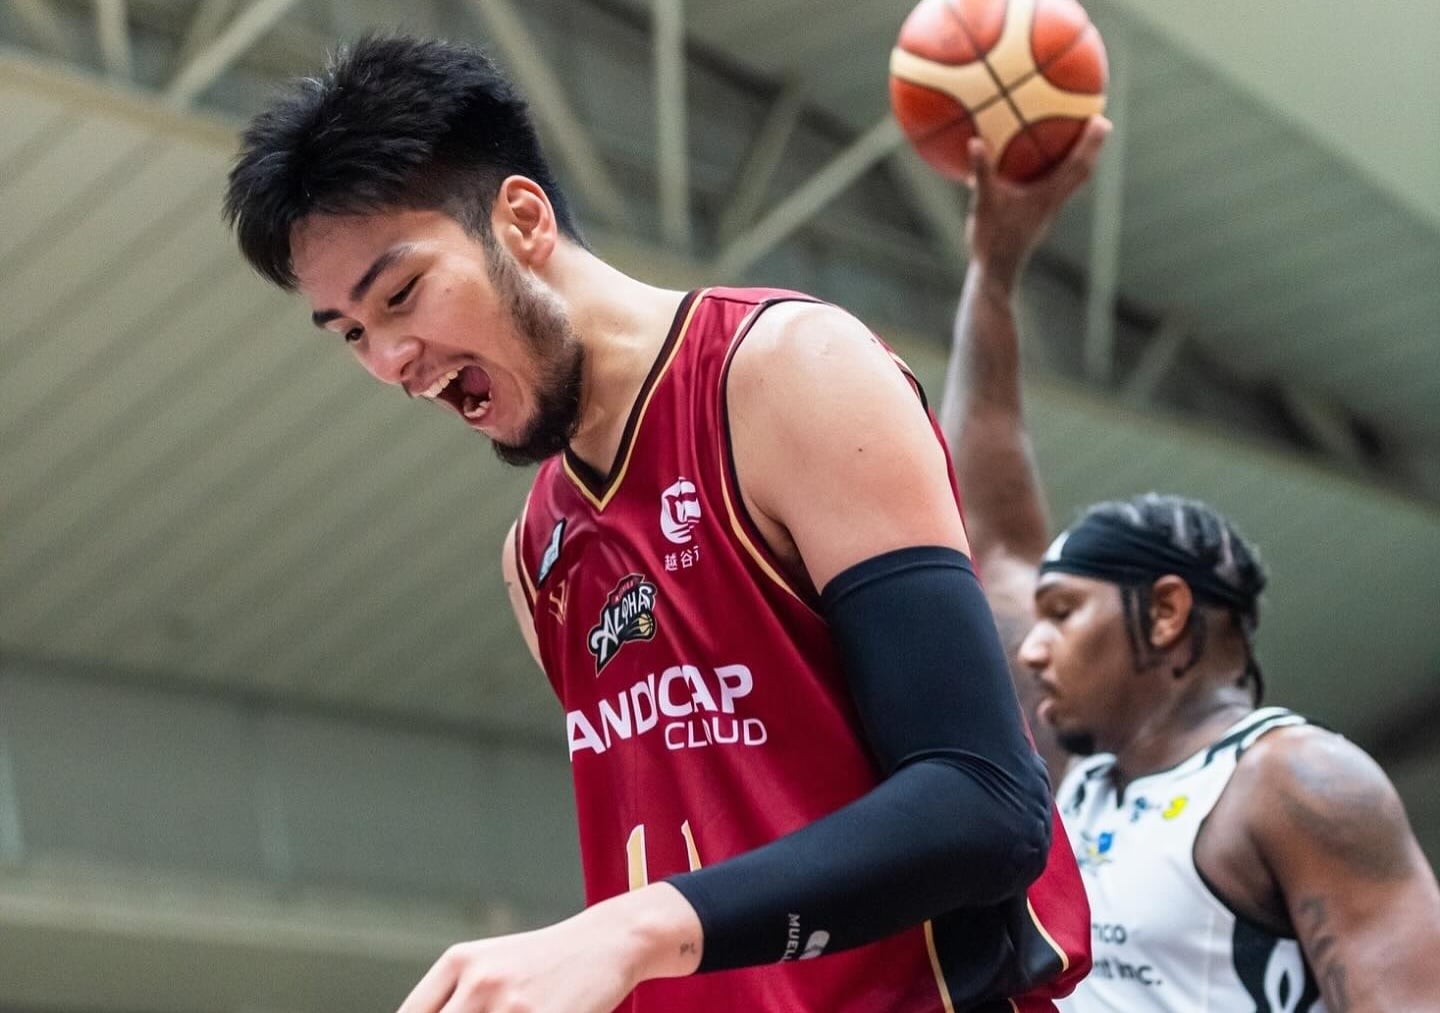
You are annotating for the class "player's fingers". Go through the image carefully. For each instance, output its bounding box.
[1057,115,1110,189]
[968,136,992,193]
[396,948,465,1013]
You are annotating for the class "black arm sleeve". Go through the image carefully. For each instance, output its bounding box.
[666,546,1053,971]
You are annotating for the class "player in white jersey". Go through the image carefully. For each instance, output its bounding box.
[939,122,1440,1012]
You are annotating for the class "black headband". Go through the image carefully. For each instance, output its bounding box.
[1038,512,1257,615]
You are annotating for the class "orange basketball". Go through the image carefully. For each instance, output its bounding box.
[889,0,1108,182]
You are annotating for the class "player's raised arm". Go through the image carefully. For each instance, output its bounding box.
[1236,728,1440,1011]
[938,120,1108,782]
[659,299,1054,969]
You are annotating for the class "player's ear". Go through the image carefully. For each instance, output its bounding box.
[491,175,559,269]
[1148,575,1193,651]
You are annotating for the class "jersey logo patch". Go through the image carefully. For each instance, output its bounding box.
[659,477,701,545]
[536,519,566,586]
[587,573,658,673]
[1127,794,1189,823]
[1078,830,1115,871]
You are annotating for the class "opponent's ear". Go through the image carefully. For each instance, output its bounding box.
[491,175,558,269]
[1148,575,1194,651]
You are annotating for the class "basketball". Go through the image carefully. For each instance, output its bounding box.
[889,0,1108,182]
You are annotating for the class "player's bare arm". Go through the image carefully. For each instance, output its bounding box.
[501,521,543,670]
[938,119,1108,781]
[1233,727,1440,1011]
[731,301,971,585]
[394,882,703,1013]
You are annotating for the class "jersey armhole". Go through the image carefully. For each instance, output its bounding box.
[716,297,826,615]
[512,489,538,612]
[1191,713,1310,941]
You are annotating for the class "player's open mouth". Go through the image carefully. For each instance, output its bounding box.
[420,365,493,425]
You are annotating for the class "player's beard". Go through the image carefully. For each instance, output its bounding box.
[485,241,584,468]
[1056,729,1098,757]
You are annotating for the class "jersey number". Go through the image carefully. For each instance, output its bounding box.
[626,820,703,890]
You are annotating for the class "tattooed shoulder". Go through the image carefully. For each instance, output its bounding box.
[1247,727,1412,882]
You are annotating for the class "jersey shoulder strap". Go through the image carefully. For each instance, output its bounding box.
[1202,706,1310,767]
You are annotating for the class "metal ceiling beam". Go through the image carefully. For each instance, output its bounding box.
[0,707,23,865]
[716,78,808,245]
[93,0,132,81]
[1281,385,1368,469]
[652,0,690,250]
[1123,313,1189,407]
[164,0,302,107]
[887,147,969,272]
[10,0,83,63]
[1083,24,1129,385]
[470,0,628,230]
[175,0,237,70]
[713,116,902,281]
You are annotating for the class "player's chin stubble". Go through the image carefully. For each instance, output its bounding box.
[486,246,585,468]
[1057,729,1099,757]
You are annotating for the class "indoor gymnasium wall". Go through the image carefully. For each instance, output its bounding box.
[0,654,580,1013]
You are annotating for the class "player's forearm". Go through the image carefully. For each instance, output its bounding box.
[667,548,1053,971]
[578,882,704,986]
[940,263,1050,567]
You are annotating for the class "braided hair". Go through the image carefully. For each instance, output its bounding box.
[1075,493,1268,702]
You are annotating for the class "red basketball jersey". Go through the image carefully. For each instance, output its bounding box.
[514,288,1090,1012]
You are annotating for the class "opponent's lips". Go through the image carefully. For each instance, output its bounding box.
[420,365,493,423]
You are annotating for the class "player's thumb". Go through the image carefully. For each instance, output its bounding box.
[968,137,992,192]
[1061,116,1110,189]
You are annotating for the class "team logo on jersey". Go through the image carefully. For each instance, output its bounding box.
[1128,794,1189,823]
[536,519,566,586]
[659,477,702,545]
[1077,830,1115,871]
[587,573,658,673]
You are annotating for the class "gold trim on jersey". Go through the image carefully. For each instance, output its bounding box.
[514,487,538,608]
[561,290,707,512]
[1026,896,1070,974]
[715,300,823,614]
[923,920,957,1013]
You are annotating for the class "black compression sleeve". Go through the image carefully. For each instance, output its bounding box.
[666,546,1052,971]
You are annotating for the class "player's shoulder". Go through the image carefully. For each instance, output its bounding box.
[727,300,910,413]
[1231,723,1412,872]
[731,298,879,366]
[1234,722,1386,799]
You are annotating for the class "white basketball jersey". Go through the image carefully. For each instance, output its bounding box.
[1056,708,1327,1013]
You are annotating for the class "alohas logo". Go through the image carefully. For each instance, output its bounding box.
[587,573,657,672]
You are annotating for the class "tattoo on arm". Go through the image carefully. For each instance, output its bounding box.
[1296,896,1350,1011]
[1276,738,1412,882]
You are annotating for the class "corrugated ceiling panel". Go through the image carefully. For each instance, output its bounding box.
[0,115,154,263]
[7,141,228,337]
[2,39,1436,755]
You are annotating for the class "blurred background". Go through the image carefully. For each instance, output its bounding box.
[0,1,1436,1010]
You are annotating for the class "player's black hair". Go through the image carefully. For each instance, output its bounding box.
[223,34,584,290]
[1080,493,1268,702]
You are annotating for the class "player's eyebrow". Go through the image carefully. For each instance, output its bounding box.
[310,243,416,328]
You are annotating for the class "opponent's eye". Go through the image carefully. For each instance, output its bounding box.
[388,276,419,309]
[344,325,364,343]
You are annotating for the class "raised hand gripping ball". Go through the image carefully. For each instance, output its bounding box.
[890,0,1107,182]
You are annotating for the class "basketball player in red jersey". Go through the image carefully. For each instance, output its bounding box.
[942,125,1440,1011]
[226,35,1091,1013]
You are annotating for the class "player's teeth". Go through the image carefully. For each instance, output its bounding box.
[421,369,460,399]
